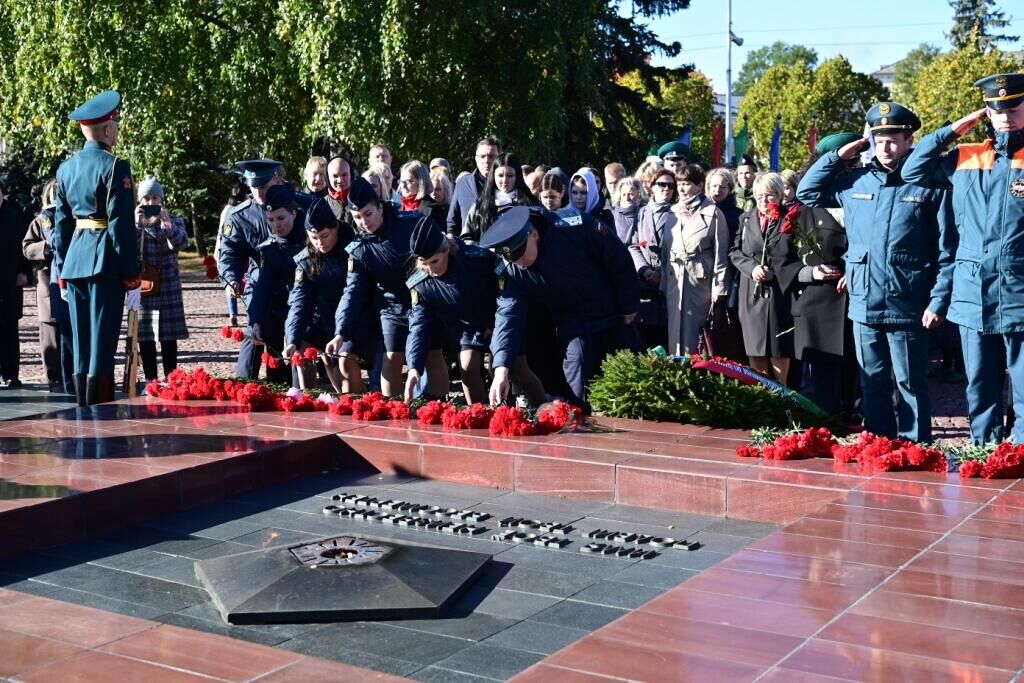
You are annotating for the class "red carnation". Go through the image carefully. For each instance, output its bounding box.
[205,264,218,281]
[231,328,245,342]
[267,356,282,370]
[959,460,983,478]
[489,406,536,436]
[145,380,161,397]
[202,255,216,267]
[303,347,319,362]
[260,351,273,365]
[416,400,450,425]
[220,326,233,339]
[291,353,305,367]
[536,401,582,435]
[386,401,411,420]
[735,444,760,458]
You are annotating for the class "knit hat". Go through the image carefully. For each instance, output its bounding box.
[138,175,164,199]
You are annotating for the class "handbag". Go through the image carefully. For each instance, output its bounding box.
[139,224,160,297]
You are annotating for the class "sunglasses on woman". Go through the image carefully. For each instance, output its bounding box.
[653,181,676,189]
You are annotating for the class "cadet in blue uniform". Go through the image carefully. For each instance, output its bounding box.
[403,218,545,405]
[325,178,448,397]
[479,206,640,410]
[283,197,367,393]
[797,102,957,442]
[246,184,308,384]
[902,73,1024,443]
[52,90,140,405]
[218,159,313,380]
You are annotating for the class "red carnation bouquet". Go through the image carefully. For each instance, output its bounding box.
[830,432,947,474]
[737,426,834,460]
[950,441,1024,479]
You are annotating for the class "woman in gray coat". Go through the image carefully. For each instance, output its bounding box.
[135,176,189,381]
[627,167,677,351]
[662,165,729,355]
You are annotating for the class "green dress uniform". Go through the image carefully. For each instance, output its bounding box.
[52,90,140,405]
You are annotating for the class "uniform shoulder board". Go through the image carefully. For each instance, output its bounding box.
[554,208,583,227]
[462,244,489,259]
[406,269,429,290]
[494,258,508,276]
[344,240,361,255]
[229,199,253,214]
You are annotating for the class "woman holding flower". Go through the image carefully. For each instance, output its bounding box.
[628,167,676,350]
[729,173,802,382]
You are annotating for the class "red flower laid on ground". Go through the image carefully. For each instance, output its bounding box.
[738,426,835,460]
[536,400,582,435]
[489,406,537,436]
[958,441,1024,479]
[230,328,245,342]
[220,326,233,340]
[442,403,495,430]
[416,400,452,425]
[829,432,947,474]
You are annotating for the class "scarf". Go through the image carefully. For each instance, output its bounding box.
[401,195,421,212]
[679,193,703,217]
[495,189,517,207]
[328,187,349,204]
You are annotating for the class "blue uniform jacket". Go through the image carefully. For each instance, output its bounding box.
[796,151,956,325]
[286,246,348,346]
[500,209,640,342]
[218,189,313,307]
[405,244,524,374]
[247,221,307,327]
[336,207,435,340]
[53,141,138,281]
[902,126,1024,333]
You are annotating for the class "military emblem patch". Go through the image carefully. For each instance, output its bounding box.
[220,221,234,237]
[411,289,419,305]
[348,256,355,271]
[294,268,304,284]
[881,117,888,126]
[498,276,505,291]
[878,103,891,115]
[996,75,1008,87]
[999,88,1008,97]
[1011,178,1024,199]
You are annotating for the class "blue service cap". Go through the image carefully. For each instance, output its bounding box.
[347,177,379,211]
[263,184,296,212]
[867,102,920,134]
[816,132,862,155]
[975,73,1024,110]
[236,159,282,187]
[657,141,690,161]
[305,198,338,231]
[409,218,446,258]
[479,205,533,262]
[69,90,121,124]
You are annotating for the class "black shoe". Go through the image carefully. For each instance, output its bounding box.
[73,374,88,407]
[86,375,116,405]
[6,379,23,388]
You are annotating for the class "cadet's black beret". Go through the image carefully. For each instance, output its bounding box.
[305,198,338,232]
[975,73,1024,110]
[263,184,296,212]
[409,218,445,258]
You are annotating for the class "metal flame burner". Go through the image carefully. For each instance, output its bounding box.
[289,536,392,567]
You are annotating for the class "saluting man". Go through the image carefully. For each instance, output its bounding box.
[53,90,140,406]
[797,102,957,443]
[902,73,1024,444]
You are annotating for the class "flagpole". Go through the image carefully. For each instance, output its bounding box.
[725,0,734,164]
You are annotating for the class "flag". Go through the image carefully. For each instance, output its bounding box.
[733,119,749,164]
[807,120,818,155]
[711,124,724,167]
[769,116,782,172]
[677,124,692,149]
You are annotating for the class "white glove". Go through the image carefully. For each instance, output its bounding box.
[125,287,142,312]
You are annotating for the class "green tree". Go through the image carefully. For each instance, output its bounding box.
[891,43,942,104]
[733,41,818,96]
[947,0,1018,50]
[738,56,887,170]
[910,43,1022,141]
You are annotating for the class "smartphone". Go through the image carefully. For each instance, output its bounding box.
[142,205,162,218]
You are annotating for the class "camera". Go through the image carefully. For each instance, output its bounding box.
[141,205,162,218]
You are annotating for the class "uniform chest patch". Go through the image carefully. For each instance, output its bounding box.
[1011,178,1024,199]
[852,193,874,200]
[411,289,419,305]
[498,276,505,291]
[899,195,925,203]
[348,256,355,271]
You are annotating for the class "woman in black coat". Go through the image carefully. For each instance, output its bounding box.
[729,172,801,383]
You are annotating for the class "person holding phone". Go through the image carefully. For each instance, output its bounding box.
[134,176,189,381]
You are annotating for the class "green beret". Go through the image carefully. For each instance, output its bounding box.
[816,132,862,155]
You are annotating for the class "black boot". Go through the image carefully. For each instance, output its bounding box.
[73,373,87,407]
[86,375,115,405]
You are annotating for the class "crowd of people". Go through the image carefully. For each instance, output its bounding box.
[6,72,1024,446]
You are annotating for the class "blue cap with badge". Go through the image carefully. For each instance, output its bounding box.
[305,198,338,232]
[409,218,445,258]
[975,73,1024,110]
[69,90,121,124]
[236,159,282,187]
[263,184,296,212]
[866,102,921,134]
[479,206,533,263]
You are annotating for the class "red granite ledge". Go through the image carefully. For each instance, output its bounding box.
[510,663,625,682]
[514,454,615,502]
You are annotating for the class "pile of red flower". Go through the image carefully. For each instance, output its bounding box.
[146,367,276,410]
[958,442,1024,479]
[416,400,581,436]
[220,326,246,343]
[830,432,947,474]
[736,426,834,460]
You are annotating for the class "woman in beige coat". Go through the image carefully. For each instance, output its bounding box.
[662,164,730,355]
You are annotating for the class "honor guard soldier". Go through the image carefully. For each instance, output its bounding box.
[902,73,1024,443]
[246,184,308,384]
[479,206,640,411]
[284,198,362,392]
[657,141,690,177]
[218,159,311,381]
[52,90,140,406]
[403,218,544,406]
[325,177,448,397]
[798,102,957,443]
